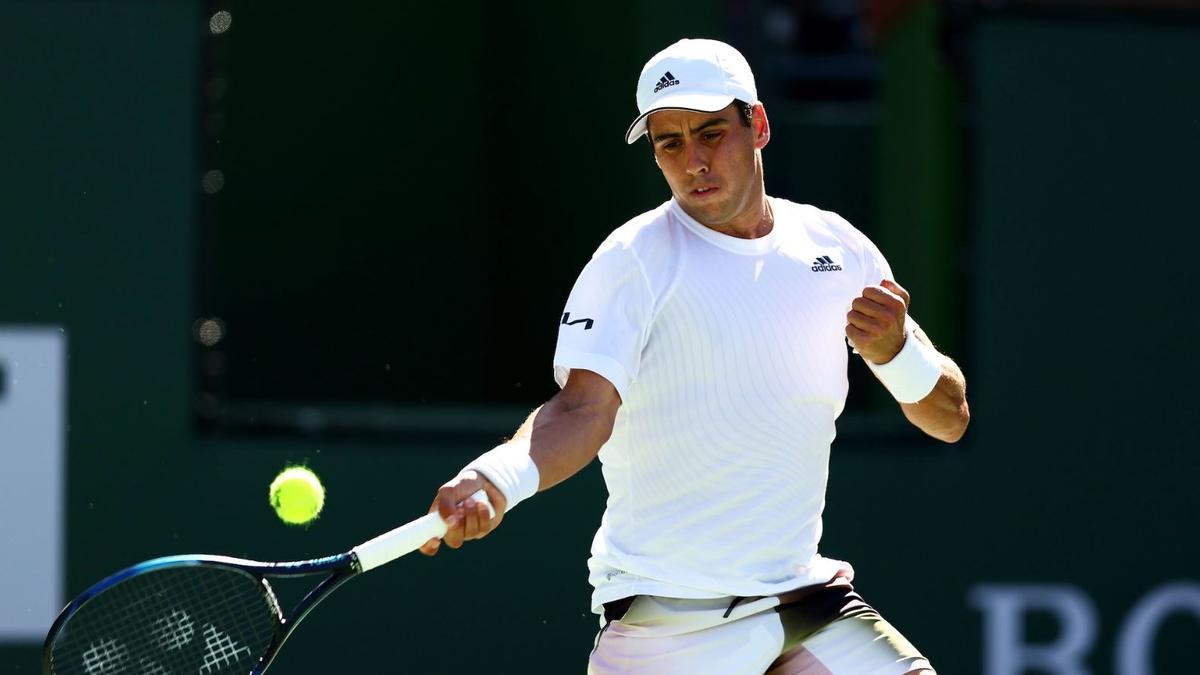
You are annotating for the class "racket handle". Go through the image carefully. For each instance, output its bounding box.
[352,489,494,572]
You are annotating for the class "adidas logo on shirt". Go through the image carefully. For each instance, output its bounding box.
[653,71,680,93]
[811,256,842,272]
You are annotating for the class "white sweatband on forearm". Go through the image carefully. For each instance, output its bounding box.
[462,438,540,513]
[864,321,943,404]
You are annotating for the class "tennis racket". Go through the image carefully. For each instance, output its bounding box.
[42,490,493,675]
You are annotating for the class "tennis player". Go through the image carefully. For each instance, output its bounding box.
[421,38,969,674]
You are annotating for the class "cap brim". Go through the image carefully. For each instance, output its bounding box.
[624,92,737,145]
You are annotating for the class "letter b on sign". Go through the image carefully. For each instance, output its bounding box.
[970,584,1097,675]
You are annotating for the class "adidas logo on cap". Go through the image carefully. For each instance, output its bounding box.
[653,71,680,93]
[626,40,758,145]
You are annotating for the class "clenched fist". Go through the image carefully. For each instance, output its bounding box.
[846,279,910,365]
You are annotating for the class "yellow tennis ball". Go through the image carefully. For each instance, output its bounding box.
[269,466,325,525]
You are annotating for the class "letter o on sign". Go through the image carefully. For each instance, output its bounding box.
[1116,582,1200,675]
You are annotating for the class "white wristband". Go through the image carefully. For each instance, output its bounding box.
[864,323,942,404]
[462,438,540,513]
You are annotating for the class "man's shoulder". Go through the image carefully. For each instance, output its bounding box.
[771,197,872,247]
[606,200,674,247]
[593,200,681,261]
[772,197,848,232]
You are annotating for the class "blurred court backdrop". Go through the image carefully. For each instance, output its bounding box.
[3,0,1199,672]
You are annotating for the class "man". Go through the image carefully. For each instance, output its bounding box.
[420,38,969,674]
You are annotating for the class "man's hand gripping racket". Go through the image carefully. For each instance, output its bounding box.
[42,490,496,675]
[419,470,507,556]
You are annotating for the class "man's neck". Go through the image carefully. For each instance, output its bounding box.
[703,194,773,240]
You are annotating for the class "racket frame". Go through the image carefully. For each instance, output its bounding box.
[43,489,490,675]
[41,552,363,675]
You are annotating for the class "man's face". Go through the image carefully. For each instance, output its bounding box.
[647,103,770,230]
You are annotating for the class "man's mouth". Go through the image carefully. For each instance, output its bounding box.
[691,186,719,196]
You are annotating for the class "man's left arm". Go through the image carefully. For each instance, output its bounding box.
[895,326,969,442]
[847,279,970,443]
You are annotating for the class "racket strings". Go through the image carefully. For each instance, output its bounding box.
[49,566,280,675]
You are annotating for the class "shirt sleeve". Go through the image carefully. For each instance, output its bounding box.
[553,240,654,401]
[857,232,895,288]
[820,208,911,354]
[849,222,924,334]
[817,207,895,288]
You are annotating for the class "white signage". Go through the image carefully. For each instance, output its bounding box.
[0,327,67,641]
[971,582,1200,675]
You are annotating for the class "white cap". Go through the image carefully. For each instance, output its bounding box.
[625,38,758,145]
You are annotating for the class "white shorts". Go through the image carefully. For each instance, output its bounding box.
[587,577,932,675]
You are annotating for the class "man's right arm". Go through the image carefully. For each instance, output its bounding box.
[523,368,622,491]
[419,368,620,555]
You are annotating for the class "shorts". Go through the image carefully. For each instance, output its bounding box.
[587,574,932,675]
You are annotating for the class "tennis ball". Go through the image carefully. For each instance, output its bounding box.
[269,466,325,525]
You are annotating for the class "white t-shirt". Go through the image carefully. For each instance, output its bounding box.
[553,197,894,613]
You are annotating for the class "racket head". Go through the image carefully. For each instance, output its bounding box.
[42,554,347,675]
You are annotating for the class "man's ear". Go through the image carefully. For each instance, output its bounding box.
[752,103,771,150]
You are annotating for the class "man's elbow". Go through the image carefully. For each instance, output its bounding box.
[936,400,970,444]
[906,393,970,443]
[588,401,620,445]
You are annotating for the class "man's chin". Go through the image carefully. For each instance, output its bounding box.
[680,199,730,226]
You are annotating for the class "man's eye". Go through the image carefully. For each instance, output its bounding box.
[661,141,680,152]
[703,132,721,142]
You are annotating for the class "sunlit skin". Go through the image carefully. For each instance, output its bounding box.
[647,103,772,239]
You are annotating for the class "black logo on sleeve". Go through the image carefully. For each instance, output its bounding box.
[653,71,680,93]
[561,312,594,330]
[811,256,843,272]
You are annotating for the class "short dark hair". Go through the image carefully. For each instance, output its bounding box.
[646,99,755,146]
[731,99,754,127]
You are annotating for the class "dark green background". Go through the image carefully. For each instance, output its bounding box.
[3,1,1199,672]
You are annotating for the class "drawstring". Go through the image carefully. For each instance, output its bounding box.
[723,596,745,619]
[591,620,612,655]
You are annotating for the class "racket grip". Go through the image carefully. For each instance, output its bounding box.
[352,489,493,572]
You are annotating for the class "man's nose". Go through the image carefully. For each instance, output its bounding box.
[685,143,709,176]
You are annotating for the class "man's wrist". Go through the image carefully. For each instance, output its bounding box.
[864,322,942,404]
[462,438,540,513]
